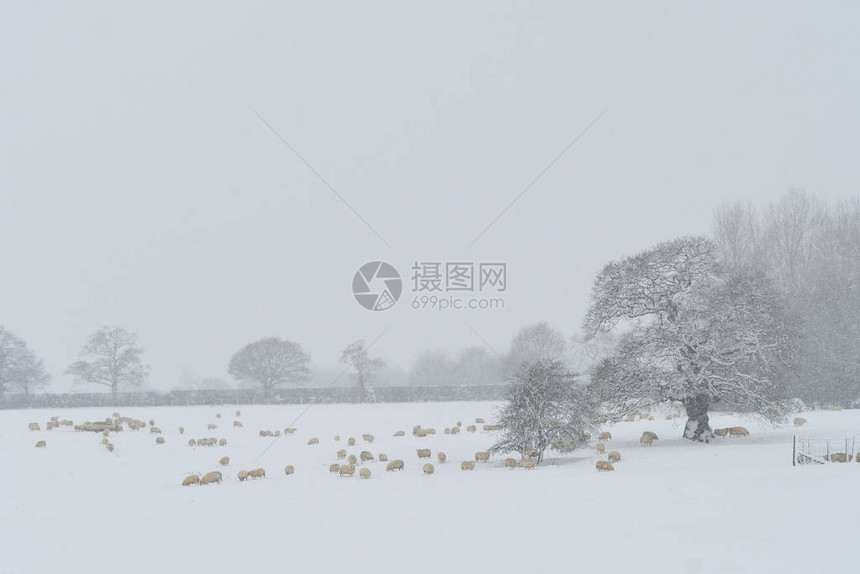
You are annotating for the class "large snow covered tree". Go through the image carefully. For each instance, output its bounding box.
[584,236,795,442]
[490,359,595,463]
[506,321,567,370]
[228,337,310,398]
[0,327,51,397]
[67,326,149,400]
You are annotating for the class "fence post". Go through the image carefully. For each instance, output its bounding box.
[792,435,796,466]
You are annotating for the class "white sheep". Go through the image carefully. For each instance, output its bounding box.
[607,451,621,463]
[178,426,185,434]
[386,460,405,471]
[360,451,374,462]
[181,474,200,486]
[596,461,615,472]
[595,443,605,454]
[466,425,477,433]
[437,452,447,464]
[150,427,162,435]
[520,459,536,470]
[728,426,749,437]
[362,434,375,443]
[219,456,230,466]
[200,471,222,485]
[793,417,807,427]
[307,437,320,445]
[378,453,388,462]
[338,464,356,477]
[248,468,266,479]
[475,418,485,424]
[284,465,295,475]
[219,438,227,447]
[394,430,405,437]
[238,470,249,481]
[450,426,460,435]
[330,463,340,473]
[348,455,358,465]
[284,428,296,434]
[235,410,241,417]
[233,421,243,428]
[336,449,347,459]
[417,448,431,459]
[460,461,476,471]
[598,432,612,441]
[423,463,435,475]
[347,437,356,446]
[475,451,490,462]
[28,422,40,431]
[156,437,165,445]
[504,458,517,469]
[359,468,371,479]
[35,440,46,448]
[208,424,217,430]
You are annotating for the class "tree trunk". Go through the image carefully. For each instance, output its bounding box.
[683,394,715,442]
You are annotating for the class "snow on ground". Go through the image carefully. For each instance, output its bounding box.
[1,402,857,574]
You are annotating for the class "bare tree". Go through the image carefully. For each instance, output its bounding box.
[341,340,384,396]
[408,350,452,386]
[228,337,310,399]
[0,327,51,397]
[507,321,567,370]
[66,326,149,400]
[584,236,794,442]
[490,359,595,464]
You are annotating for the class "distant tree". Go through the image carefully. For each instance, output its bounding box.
[408,350,452,386]
[67,326,149,400]
[341,340,385,395]
[490,359,595,464]
[507,322,567,370]
[451,346,502,386]
[228,337,310,399]
[0,327,51,397]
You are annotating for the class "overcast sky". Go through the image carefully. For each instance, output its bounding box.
[2,2,858,391]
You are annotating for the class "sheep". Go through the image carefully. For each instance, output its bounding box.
[466,425,477,433]
[284,428,296,434]
[423,463,435,475]
[608,451,621,463]
[665,415,673,420]
[386,460,405,471]
[828,453,848,463]
[237,470,249,481]
[156,437,165,445]
[598,432,612,441]
[338,464,356,477]
[793,417,807,427]
[624,415,636,422]
[274,430,281,437]
[60,420,73,426]
[307,438,319,445]
[181,474,200,486]
[437,452,447,464]
[178,426,185,434]
[504,458,517,469]
[640,436,654,447]
[150,427,162,435]
[414,429,429,438]
[417,448,432,459]
[362,434,375,443]
[394,430,405,437]
[520,459,536,470]
[359,468,371,479]
[460,461,476,471]
[424,428,436,435]
[219,456,230,466]
[248,468,266,479]
[336,449,347,459]
[412,425,422,435]
[105,443,114,452]
[233,421,243,428]
[647,415,655,421]
[596,461,615,472]
[378,453,388,462]
[334,435,340,441]
[450,426,460,435]
[483,424,504,431]
[101,438,109,445]
[475,418,485,424]
[360,451,374,462]
[456,421,462,427]
[284,465,295,475]
[200,470,221,485]
[259,430,271,437]
[444,428,451,435]
[728,426,750,437]
[714,428,729,437]
[218,438,227,446]
[35,440,46,448]
[595,443,606,454]
[348,455,358,465]
[347,437,356,446]
[215,413,221,418]
[856,453,860,463]
[330,463,340,473]
[475,451,490,462]
[28,422,40,431]
[188,439,196,446]
[642,431,659,440]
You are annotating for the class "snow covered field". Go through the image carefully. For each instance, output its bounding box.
[2,402,857,574]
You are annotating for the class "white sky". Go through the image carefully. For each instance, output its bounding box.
[2,2,858,391]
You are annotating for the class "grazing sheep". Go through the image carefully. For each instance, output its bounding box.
[336,449,347,459]
[714,428,729,437]
[624,415,636,422]
[60,420,73,426]
[218,438,227,447]
[466,425,477,433]
[284,465,295,475]
[338,464,356,477]
[105,443,114,452]
[456,421,462,427]
[598,432,612,441]
[394,430,405,437]
[828,453,848,463]
[640,436,654,447]
[444,428,451,435]
[360,451,374,462]
[728,426,750,437]
[188,439,196,446]
[412,425,422,434]
[248,468,266,479]
[348,455,358,465]
[665,415,673,420]
[475,418,485,424]
[424,428,436,435]
[855,453,860,463]
[215,413,221,418]
[347,437,356,446]
[233,421,243,428]
[274,431,281,437]
[520,459,536,470]
[259,430,270,437]
[238,470,249,481]
[28,422,40,431]
[334,435,340,441]
[386,460,405,471]
[417,448,432,459]
[596,461,615,472]
[35,440,46,448]
[793,417,807,427]
[101,438,109,445]
[378,453,388,462]
[450,426,460,435]
[504,458,517,469]
[595,443,606,454]
[359,468,371,479]
[460,461,476,471]
[235,410,241,417]
[414,429,429,438]
[284,428,296,434]
[156,437,165,444]
[150,427,162,435]
[307,437,319,445]
[608,451,621,463]
[475,451,490,462]
[437,452,447,464]
[219,456,230,466]
[642,431,659,440]
[362,434,375,443]
[181,474,200,486]
[178,426,185,434]
[330,463,340,473]
[423,463,435,475]
[483,424,504,431]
